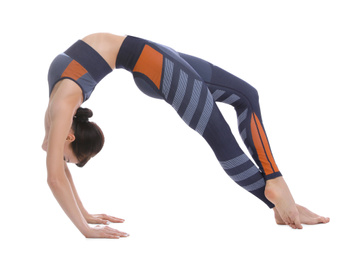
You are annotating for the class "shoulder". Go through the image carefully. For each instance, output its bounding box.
[47,79,83,127]
[49,80,83,112]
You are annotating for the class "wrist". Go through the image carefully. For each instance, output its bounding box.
[80,224,92,238]
[75,214,92,237]
[82,210,90,220]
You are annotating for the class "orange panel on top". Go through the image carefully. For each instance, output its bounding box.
[133,45,163,89]
[61,60,88,81]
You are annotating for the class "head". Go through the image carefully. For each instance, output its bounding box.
[68,107,105,167]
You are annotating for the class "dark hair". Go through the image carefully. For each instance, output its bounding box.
[71,107,104,167]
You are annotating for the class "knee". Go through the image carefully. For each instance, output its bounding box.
[240,85,259,109]
[249,86,259,104]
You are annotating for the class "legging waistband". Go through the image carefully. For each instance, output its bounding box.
[115,36,149,72]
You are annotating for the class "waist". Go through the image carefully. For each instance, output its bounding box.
[115,36,149,71]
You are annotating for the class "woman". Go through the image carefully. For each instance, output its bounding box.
[43,33,329,238]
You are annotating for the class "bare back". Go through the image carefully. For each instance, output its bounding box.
[81,33,126,69]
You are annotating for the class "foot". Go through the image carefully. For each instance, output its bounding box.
[265,177,302,229]
[274,205,330,226]
[297,205,330,225]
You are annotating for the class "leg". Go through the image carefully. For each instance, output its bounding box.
[130,41,275,207]
[118,36,329,227]
[157,47,274,208]
[179,53,281,179]
[201,65,301,227]
[179,53,329,228]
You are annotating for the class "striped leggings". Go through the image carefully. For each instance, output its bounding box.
[116,36,282,208]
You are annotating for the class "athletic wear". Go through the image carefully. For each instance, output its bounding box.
[48,40,112,102]
[116,36,282,208]
[47,35,282,208]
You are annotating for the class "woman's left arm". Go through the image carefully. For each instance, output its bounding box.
[64,162,125,225]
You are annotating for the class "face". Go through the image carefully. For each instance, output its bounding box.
[63,133,79,164]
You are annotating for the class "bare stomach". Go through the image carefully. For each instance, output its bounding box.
[82,33,126,69]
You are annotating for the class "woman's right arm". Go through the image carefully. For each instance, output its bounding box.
[46,97,92,237]
[45,86,125,238]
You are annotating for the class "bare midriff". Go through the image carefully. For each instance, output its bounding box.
[82,33,126,70]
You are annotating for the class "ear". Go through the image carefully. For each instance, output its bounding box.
[66,134,76,142]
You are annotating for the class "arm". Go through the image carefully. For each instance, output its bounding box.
[46,96,91,236]
[48,124,126,238]
[64,162,125,225]
[64,162,89,217]
[42,106,50,151]
[45,81,126,238]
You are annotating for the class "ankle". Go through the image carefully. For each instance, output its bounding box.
[264,185,277,202]
[264,177,283,201]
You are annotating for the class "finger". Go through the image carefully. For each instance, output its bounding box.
[103,215,125,223]
[109,217,125,223]
[88,214,109,224]
[91,218,107,225]
[103,234,120,239]
[96,217,114,225]
[104,226,129,237]
[101,220,111,225]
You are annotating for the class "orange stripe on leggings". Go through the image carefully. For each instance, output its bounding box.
[250,113,279,175]
[61,60,88,80]
[133,45,163,89]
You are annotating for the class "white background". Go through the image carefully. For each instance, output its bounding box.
[1,0,363,259]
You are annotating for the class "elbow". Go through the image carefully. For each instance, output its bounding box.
[47,170,68,189]
[42,140,48,152]
[47,176,63,189]
[47,177,58,189]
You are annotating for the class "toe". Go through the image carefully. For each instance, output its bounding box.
[295,220,303,229]
[293,215,302,229]
[319,216,330,224]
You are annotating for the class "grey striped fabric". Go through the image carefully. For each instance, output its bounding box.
[222,94,240,105]
[230,165,259,182]
[220,154,249,170]
[211,89,225,100]
[162,58,174,98]
[243,179,266,192]
[161,56,214,136]
[195,92,214,135]
[219,154,265,192]
[182,79,203,125]
[238,109,248,126]
[172,70,188,111]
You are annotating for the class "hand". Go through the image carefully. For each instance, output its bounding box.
[85,213,125,225]
[85,225,129,239]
